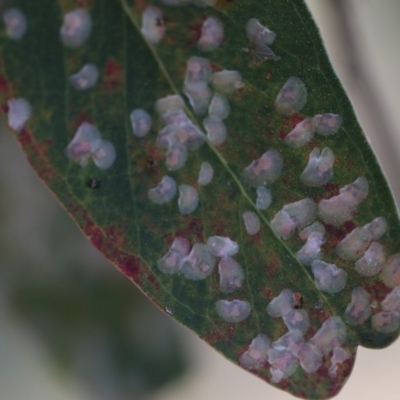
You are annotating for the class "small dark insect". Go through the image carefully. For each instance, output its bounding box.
[87,179,101,189]
[293,292,303,309]
[147,157,158,172]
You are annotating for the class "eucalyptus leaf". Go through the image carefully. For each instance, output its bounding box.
[0,1,399,399]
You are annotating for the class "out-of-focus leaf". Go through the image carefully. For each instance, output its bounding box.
[0,129,186,400]
[0,0,399,398]
[12,266,186,400]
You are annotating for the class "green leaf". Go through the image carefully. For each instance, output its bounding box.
[0,0,399,398]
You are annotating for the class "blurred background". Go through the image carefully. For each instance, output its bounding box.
[1,1,400,399]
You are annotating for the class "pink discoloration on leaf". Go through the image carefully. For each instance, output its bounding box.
[18,129,56,181]
[72,206,156,289]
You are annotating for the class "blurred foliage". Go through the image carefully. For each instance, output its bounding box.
[0,127,187,400]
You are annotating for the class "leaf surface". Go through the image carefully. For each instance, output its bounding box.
[0,0,399,398]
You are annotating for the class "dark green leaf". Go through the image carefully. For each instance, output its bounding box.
[0,0,399,398]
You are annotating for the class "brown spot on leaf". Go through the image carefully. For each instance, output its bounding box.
[265,253,280,278]
[202,328,226,346]
[324,221,357,248]
[176,217,204,243]
[313,182,340,203]
[262,286,274,299]
[278,113,304,139]
[71,111,93,131]
[102,58,123,90]
[187,16,206,47]
[323,182,340,197]
[209,219,226,236]
[341,220,357,234]
[288,113,304,129]
[278,128,287,140]
[311,307,331,326]
[216,0,236,9]
[205,323,237,346]
[143,142,163,163]
[363,280,390,303]
[0,76,12,96]
[76,0,93,7]
[251,231,263,246]
[1,103,9,113]
[133,0,147,13]
[120,256,142,283]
